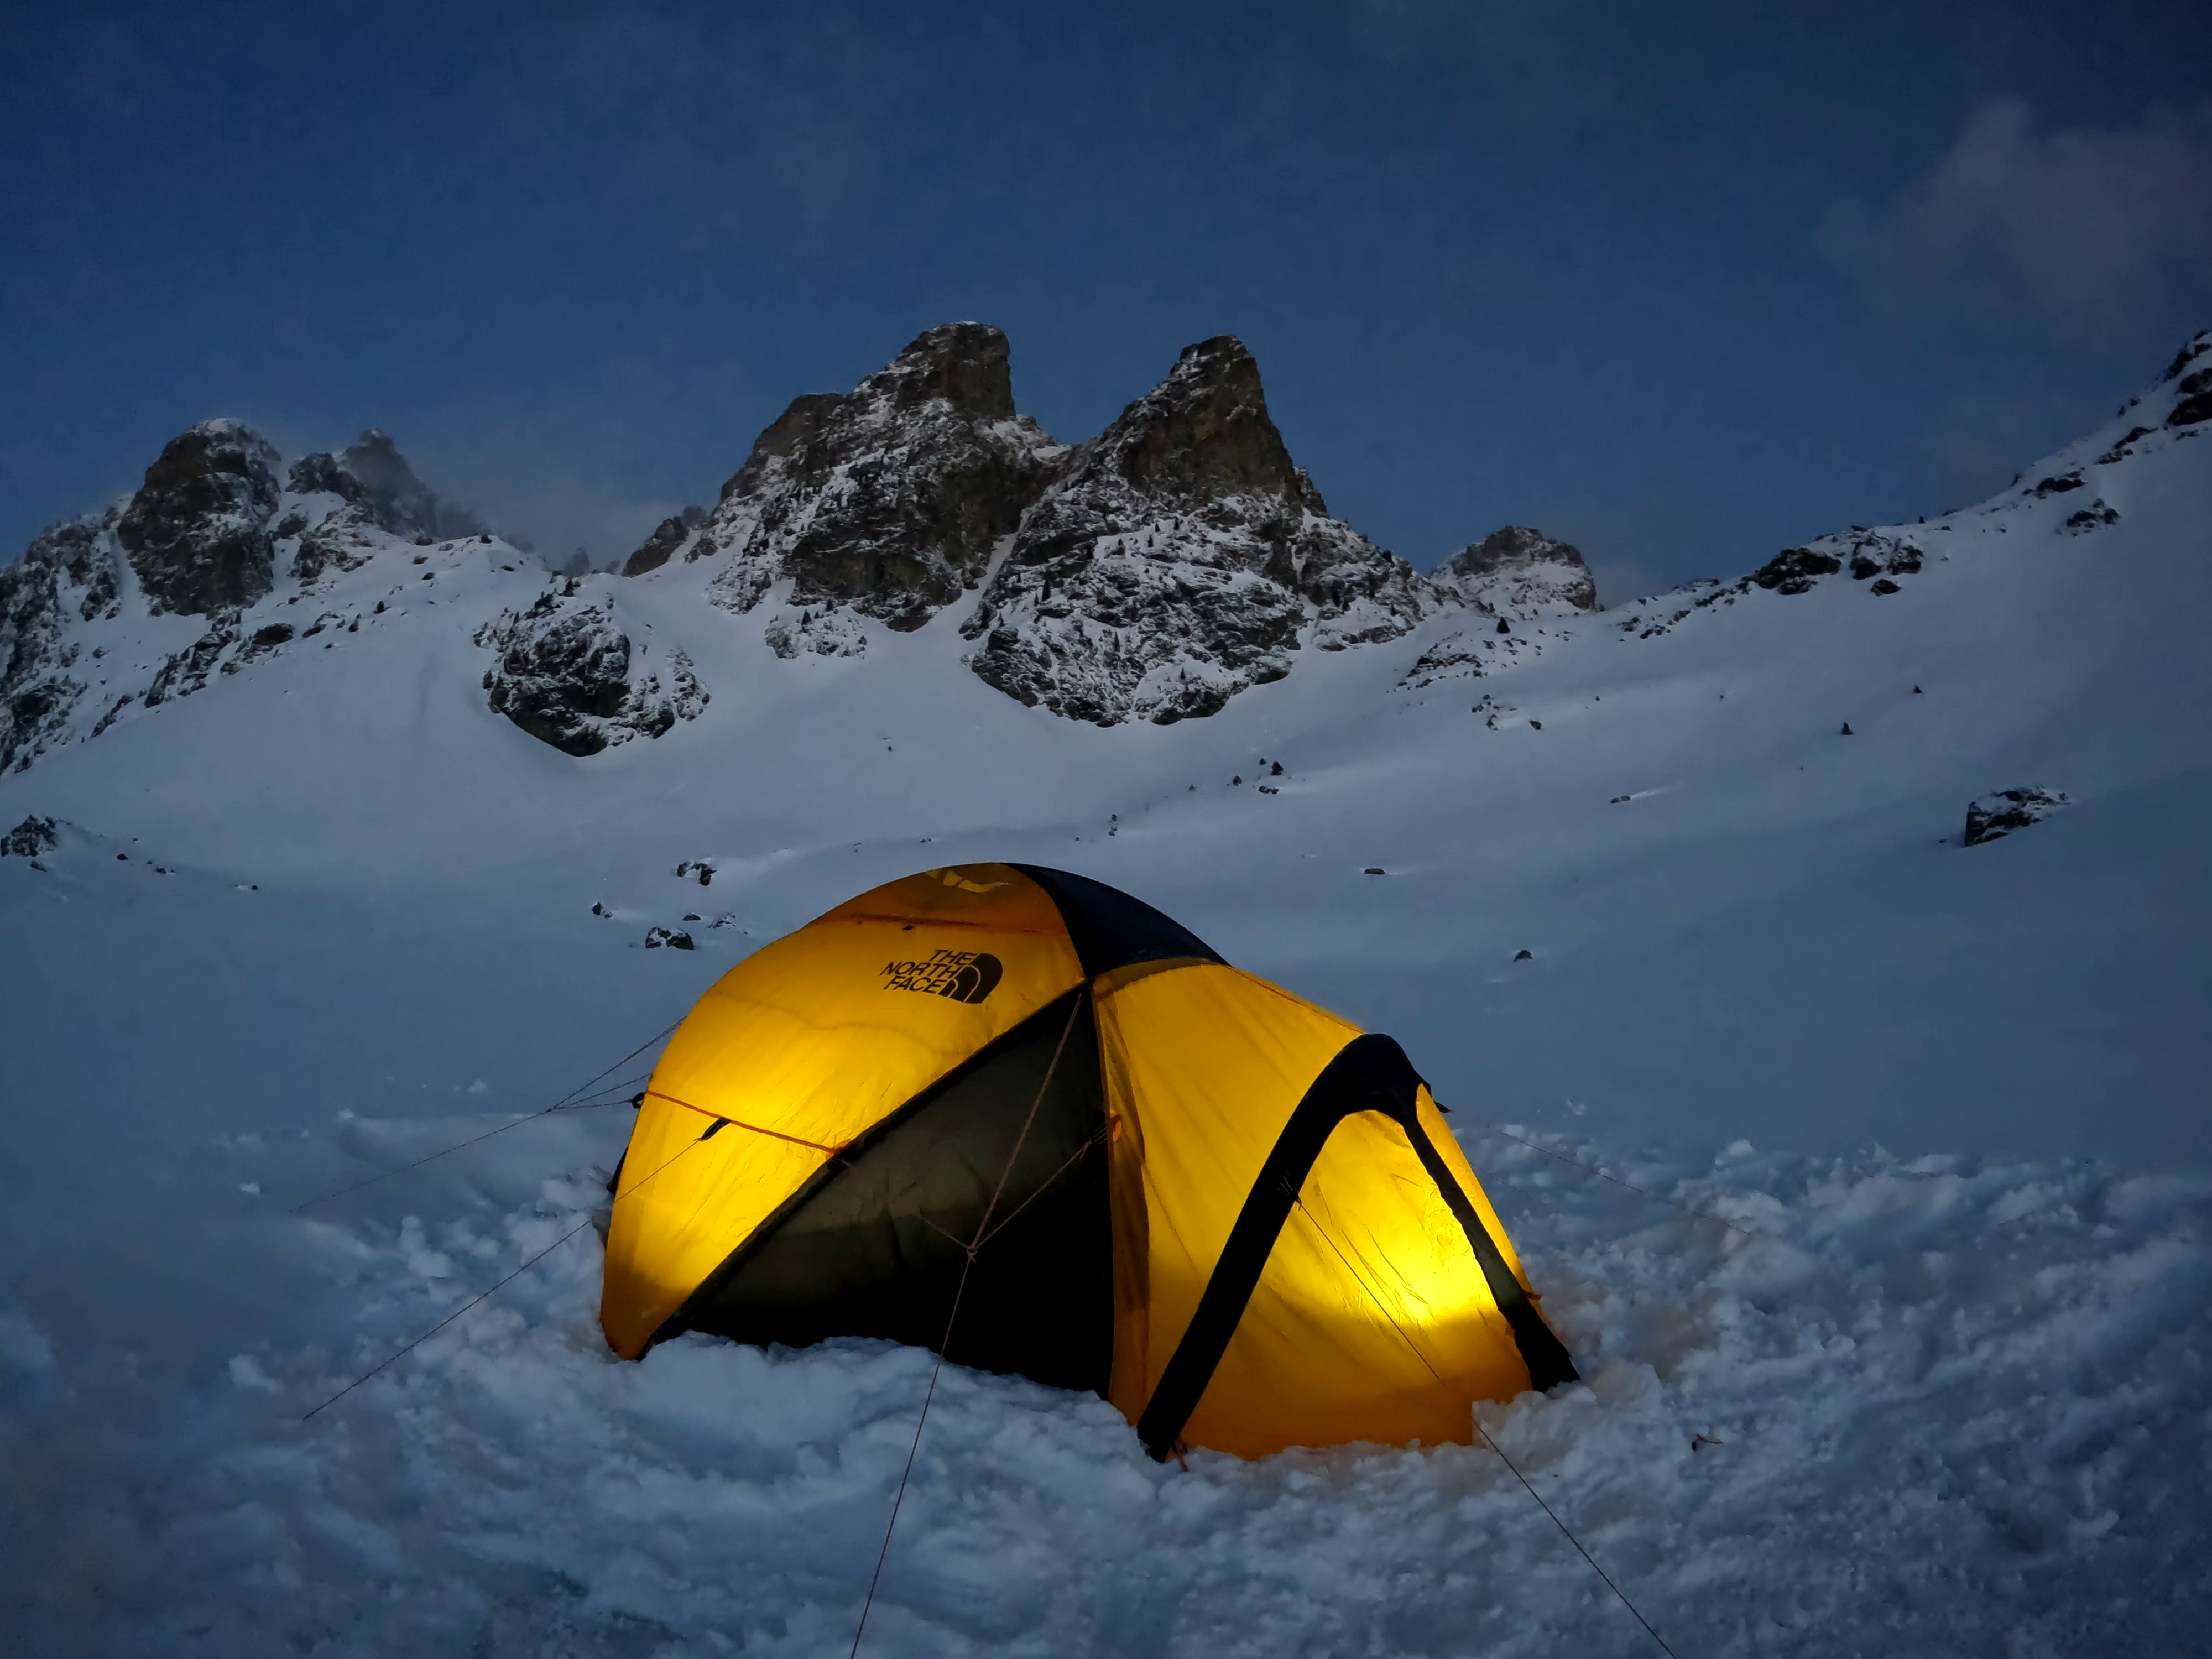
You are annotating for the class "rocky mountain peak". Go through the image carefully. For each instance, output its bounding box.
[287,429,482,542]
[1431,526,1597,614]
[715,394,849,506]
[116,419,284,616]
[1093,335,1319,510]
[703,324,1025,519]
[961,337,1433,726]
[868,321,1019,420]
[672,323,1062,649]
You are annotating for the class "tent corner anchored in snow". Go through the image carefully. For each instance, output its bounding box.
[599,864,1575,1459]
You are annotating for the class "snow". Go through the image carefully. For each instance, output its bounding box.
[3,350,2210,1651]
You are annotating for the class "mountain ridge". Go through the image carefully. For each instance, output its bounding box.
[1,326,2203,776]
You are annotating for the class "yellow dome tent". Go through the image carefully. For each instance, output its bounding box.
[600,864,1575,1459]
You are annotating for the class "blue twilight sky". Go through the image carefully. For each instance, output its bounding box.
[4,1,2209,602]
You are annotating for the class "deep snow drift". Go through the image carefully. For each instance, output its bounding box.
[2,333,2209,1654]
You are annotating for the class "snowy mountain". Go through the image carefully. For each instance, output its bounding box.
[0,322,1565,771]
[957,333,1441,723]
[688,321,1066,648]
[0,418,534,773]
[1428,525,1597,615]
[618,322,1462,722]
[2,327,2209,1655]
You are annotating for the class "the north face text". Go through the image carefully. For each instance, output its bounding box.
[880,949,1004,1005]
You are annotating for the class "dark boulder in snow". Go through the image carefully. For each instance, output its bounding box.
[2064,502,2120,534]
[225,622,296,672]
[2,815,58,858]
[1431,526,1597,614]
[1844,534,1923,582]
[116,420,283,616]
[1750,545,1843,595]
[644,926,695,950]
[477,592,705,757]
[963,336,1436,724]
[700,323,1064,651]
[1963,787,2069,847]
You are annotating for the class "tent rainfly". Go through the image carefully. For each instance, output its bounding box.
[599,864,1576,1458]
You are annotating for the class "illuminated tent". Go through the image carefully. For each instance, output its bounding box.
[599,864,1575,1458]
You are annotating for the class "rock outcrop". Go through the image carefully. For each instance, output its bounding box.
[1396,527,1595,691]
[1750,545,1846,596]
[2,815,58,858]
[620,506,707,577]
[0,510,122,771]
[289,509,378,585]
[1430,526,1597,614]
[2,418,525,770]
[116,420,283,615]
[2162,331,2211,429]
[962,336,1435,724]
[286,430,485,543]
[477,589,706,756]
[143,617,241,707]
[690,324,1065,656]
[1963,787,2069,847]
[1750,529,1922,598]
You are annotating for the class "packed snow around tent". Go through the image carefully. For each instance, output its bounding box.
[2,328,2210,1654]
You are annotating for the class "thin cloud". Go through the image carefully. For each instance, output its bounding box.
[1820,98,2212,335]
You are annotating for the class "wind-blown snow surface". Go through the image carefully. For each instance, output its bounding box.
[2,384,2209,1652]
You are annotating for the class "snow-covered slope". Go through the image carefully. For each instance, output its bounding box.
[0,420,601,773]
[2,330,2208,1654]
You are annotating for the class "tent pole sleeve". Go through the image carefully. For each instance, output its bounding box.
[1399,1118,1579,1392]
[1133,1034,1418,1460]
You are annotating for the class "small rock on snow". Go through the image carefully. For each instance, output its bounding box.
[1963,787,2069,847]
[2,815,58,858]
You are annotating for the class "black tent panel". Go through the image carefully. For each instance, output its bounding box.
[1011,864,1225,978]
[662,989,1114,1394]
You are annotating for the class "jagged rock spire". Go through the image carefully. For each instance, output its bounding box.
[961,335,1433,725]
[662,322,1063,649]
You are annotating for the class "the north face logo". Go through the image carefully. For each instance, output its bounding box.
[881,949,1004,1005]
